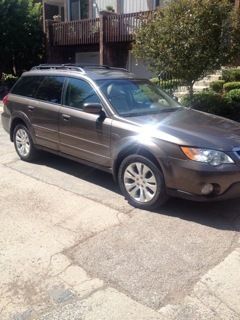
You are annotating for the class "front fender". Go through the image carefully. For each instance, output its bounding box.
[111,135,169,180]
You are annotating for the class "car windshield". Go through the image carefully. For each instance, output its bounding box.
[97,79,182,117]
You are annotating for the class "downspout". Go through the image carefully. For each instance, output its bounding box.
[147,0,154,10]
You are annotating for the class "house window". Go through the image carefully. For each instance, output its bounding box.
[69,0,89,21]
[155,0,160,7]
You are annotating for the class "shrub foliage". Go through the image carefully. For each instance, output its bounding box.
[223,81,240,92]
[0,0,44,75]
[133,0,240,98]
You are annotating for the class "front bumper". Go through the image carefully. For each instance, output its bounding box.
[163,157,240,201]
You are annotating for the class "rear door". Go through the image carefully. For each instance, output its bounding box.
[10,75,44,131]
[33,75,65,150]
[59,77,112,167]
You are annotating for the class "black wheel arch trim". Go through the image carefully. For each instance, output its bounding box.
[10,112,36,143]
[112,141,165,182]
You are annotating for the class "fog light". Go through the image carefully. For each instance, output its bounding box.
[201,183,214,195]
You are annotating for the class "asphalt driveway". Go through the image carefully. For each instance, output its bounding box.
[0,108,239,320]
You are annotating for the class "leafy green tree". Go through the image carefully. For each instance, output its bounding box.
[0,0,44,76]
[133,0,240,98]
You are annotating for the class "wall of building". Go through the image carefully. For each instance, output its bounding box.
[93,0,155,17]
[119,0,154,13]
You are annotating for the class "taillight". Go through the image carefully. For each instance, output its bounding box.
[3,95,9,106]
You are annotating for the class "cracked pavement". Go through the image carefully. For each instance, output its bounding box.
[0,108,240,319]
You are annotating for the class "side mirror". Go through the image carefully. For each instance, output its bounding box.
[83,103,103,115]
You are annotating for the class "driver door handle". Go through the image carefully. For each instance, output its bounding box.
[28,105,35,111]
[62,114,71,121]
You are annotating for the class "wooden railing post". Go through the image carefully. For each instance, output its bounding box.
[99,13,104,65]
[99,12,108,65]
[45,20,55,62]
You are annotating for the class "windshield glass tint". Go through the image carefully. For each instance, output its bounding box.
[97,79,181,116]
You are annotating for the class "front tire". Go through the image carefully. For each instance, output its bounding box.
[118,155,168,210]
[13,124,39,162]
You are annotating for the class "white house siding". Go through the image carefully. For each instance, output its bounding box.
[93,0,155,16]
[127,51,153,79]
[120,0,154,13]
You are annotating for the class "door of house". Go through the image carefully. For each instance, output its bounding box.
[69,0,89,20]
[75,52,99,65]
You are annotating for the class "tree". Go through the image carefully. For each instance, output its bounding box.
[133,0,240,98]
[0,0,44,76]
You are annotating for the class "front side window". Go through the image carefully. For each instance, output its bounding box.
[98,79,181,116]
[11,76,44,98]
[64,78,100,109]
[35,76,65,104]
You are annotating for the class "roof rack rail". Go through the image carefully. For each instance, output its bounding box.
[31,64,129,73]
[64,64,111,69]
[73,64,129,72]
[31,64,85,73]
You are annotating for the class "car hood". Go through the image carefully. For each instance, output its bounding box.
[125,108,240,151]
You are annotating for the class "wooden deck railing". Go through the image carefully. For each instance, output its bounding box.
[49,11,154,46]
[105,11,154,43]
[51,18,100,46]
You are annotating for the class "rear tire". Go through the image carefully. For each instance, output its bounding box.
[118,155,168,210]
[13,124,39,162]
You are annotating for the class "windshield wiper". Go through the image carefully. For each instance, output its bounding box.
[158,107,180,113]
[122,108,180,117]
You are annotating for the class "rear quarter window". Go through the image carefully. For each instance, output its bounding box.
[11,76,44,98]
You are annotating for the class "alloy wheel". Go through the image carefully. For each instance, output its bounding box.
[15,128,31,157]
[123,162,157,203]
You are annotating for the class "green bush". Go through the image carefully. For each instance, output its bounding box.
[182,92,225,113]
[224,89,240,103]
[181,91,240,121]
[222,68,240,82]
[150,78,181,90]
[150,78,159,85]
[1,73,18,88]
[223,81,240,92]
[209,80,225,93]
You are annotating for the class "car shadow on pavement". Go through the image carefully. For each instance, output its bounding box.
[36,152,240,232]
[36,152,120,192]
[158,198,240,232]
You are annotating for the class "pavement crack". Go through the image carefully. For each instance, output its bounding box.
[192,291,224,319]
[77,284,108,301]
[199,280,240,317]
[54,223,79,234]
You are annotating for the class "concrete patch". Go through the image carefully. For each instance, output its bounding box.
[38,288,164,320]
[69,211,237,310]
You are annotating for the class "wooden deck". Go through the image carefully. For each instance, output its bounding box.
[49,11,154,46]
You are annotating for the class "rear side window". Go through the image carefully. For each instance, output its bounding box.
[35,76,65,104]
[11,76,44,98]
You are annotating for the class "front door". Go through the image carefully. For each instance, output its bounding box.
[59,77,112,167]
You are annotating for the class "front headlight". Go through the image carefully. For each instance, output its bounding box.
[181,147,234,166]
